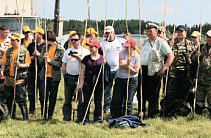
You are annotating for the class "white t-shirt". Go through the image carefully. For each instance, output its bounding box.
[62,47,90,75]
[100,37,126,71]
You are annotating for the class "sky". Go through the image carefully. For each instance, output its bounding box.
[34,0,211,27]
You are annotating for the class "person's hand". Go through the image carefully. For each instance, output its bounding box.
[76,84,83,91]
[156,68,165,77]
[0,70,4,79]
[71,53,80,58]
[196,51,201,57]
[102,57,106,64]
[32,50,40,56]
[127,58,131,66]
[43,53,51,63]
[15,61,21,67]
[169,39,174,47]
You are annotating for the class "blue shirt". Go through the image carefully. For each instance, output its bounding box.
[27,41,46,71]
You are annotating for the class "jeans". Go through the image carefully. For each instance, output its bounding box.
[42,77,60,119]
[27,70,45,103]
[111,77,138,118]
[104,70,117,112]
[82,82,103,123]
[62,74,83,121]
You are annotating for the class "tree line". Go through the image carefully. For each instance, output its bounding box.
[41,18,211,40]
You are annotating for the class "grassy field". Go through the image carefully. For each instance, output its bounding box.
[1,79,211,138]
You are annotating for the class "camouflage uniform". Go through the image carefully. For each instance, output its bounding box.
[193,43,211,114]
[162,38,194,116]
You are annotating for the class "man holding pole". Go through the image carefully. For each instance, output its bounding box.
[27,27,45,116]
[0,33,31,121]
[162,25,194,116]
[62,33,89,121]
[100,26,125,114]
[194,30,211,114]
[141,23,174,118]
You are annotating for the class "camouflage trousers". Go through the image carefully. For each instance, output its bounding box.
[162,72,191,116]
[196,84,211,113]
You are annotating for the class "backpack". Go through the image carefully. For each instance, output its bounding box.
[167,99,191,117]
[0,102,8,121]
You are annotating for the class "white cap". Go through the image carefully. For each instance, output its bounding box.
[105,26,114,33]
[146,23,158,30]
[206,30,211,37]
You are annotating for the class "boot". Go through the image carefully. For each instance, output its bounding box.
[48,102,56,121]
[29,101,35,116]
[20,106,29,122]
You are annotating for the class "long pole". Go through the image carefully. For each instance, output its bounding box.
[193,0,204,118]
[11,0,26,118]
[138,0,143,122]
[42,0,48,120]
[163,0,178,117]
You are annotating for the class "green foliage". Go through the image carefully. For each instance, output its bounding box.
[1,80,211,137]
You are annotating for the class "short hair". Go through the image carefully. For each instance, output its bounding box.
[0,25,9,31]
[71,33,81,39]
[42,31,56,42]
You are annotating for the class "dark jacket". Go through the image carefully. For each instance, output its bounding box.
[39,43,64,81]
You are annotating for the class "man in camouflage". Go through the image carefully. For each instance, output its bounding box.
[194,30,211,114]
[162,25,195,116]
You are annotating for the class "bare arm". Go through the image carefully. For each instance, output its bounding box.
[129,64,141,75]
[77,64,86,90]
[156,52,174,77]
[62,62,67,78]
[0,64,5,77]
[0,48,6,53]
[119,53,129,69]
[16,62,30,68]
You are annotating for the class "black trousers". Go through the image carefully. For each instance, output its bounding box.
[137,66,161,118]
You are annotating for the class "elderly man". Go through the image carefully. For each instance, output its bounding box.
[140,23,174,118]
[100,26,125,113]
[194,30,211,114]
[0,33,31,121]
[162,25,195,116]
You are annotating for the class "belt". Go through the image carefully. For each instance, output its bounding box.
[66,74,79,77]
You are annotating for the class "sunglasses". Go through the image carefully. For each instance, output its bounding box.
[71,39,80,42]
[24,31,30,34]
[158,31,162,34]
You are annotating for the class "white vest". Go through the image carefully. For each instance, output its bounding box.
[142,37,164,76]
[0,37,10,65]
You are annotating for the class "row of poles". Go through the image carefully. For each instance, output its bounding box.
[11,0,204,122]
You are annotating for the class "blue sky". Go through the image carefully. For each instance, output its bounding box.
[34,0,211,27]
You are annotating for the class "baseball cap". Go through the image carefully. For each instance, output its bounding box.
[86,28,98,34]
[191,31,200,37]
[9,33,20,40]
[146,23,158,30]
[206,30,211,37]
[122,38,136,48]
[31,27,45,34]
[23,26,30,32]
[105,26,114,33]
[69,30,76,37]
[86,40,101,49]
[176,25,186,31]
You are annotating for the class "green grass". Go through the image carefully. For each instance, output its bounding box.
[1,79,211,138]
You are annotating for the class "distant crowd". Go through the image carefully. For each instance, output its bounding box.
[0,22,211,125]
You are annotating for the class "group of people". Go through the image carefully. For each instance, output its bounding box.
[0,21,211,125]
